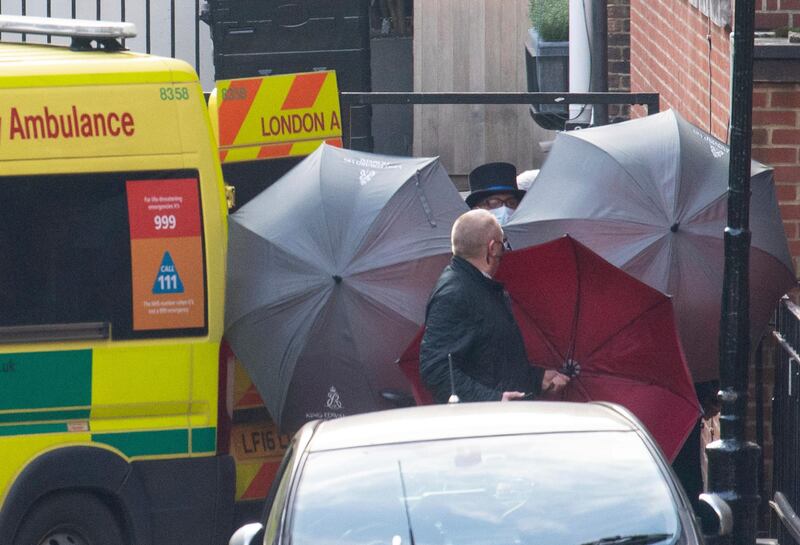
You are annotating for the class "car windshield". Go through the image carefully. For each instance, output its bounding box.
[289,431,679,545]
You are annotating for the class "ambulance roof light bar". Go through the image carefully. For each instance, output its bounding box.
[0,15,136,51]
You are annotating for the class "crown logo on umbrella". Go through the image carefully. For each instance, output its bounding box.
[326,387,343,410]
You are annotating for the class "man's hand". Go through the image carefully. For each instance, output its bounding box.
[542,370,570,394]
[702,398,721,420]
[501,391,527,402]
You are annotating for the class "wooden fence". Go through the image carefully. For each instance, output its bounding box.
[413,0,553,182]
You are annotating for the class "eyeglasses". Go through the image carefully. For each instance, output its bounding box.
[477,195,520,210]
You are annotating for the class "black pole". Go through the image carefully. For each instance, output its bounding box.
[588,0,609,125]
[706,0,760,543]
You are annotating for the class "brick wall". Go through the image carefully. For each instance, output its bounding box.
[608,0,631,120]
[748,338,777,504]
[756,0,800,30]
[630,0,731,139]
[748,78,800,531]
[752,83,800,273]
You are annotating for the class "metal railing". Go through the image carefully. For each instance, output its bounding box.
[0,0,214,88]
[340,91,660,115]
[339,91,661,152]
[770,297,800,544]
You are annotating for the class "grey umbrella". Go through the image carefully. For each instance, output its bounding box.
[505,109,796,383]
[225,144,467,433]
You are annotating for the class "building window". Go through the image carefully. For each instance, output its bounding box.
[688,0,732,28]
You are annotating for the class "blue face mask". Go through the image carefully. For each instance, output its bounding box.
[489,205,514,226]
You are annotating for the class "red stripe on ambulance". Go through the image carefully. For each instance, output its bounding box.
[281,72,328,110]
[217,79,262,147]
[241,461,281,500]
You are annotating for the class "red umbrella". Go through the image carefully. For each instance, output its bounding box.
[398,235,701,461]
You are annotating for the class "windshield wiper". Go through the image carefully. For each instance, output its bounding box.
[580,533,673,545]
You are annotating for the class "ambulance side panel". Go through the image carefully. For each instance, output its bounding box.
[0,57,233,545]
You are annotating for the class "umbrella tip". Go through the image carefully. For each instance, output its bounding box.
[332,275,343,284]
[670,222,680,233]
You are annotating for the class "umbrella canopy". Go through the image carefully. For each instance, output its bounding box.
[505,109,797,382]
[225,144,467,433]
[399,236,701,461]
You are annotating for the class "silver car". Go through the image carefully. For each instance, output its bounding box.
[231,402,729,545]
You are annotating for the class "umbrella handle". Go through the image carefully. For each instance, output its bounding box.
[561,359,581,378]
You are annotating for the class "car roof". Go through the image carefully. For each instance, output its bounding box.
[306,401,639,452]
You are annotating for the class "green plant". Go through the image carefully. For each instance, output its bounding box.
[529,0,569,42]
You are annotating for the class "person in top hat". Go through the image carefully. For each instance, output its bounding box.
[466,162,526,226]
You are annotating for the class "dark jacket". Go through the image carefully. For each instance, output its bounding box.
[419,255,544,403]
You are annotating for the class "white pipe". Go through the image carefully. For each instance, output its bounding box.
[569,0,592,123]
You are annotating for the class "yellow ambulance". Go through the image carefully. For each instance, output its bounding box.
[0,15,232,545]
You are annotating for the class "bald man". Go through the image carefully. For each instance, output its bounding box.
[419,210,569,403]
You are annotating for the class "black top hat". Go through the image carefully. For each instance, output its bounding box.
[465,162,526,208]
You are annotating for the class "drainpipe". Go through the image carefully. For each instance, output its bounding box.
[568,0,591,126]
[588,0,608,125]
[706,0,760,544]
[569,0,609,127]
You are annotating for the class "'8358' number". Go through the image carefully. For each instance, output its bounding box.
[160,87,189,100]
